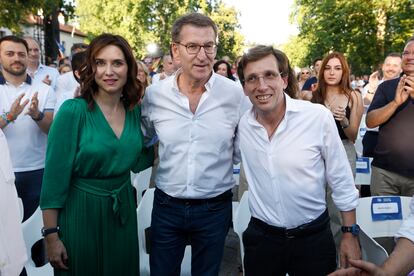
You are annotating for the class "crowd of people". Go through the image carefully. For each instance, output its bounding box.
[0,11,413,276]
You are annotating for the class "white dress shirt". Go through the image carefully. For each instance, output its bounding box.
[395,195,414,243]
[142,72,248,199]
[27,63,59,90]
[0,129,27,275]
[238,94,359,229]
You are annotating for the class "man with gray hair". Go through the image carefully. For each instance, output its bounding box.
[142,12,247,275]
[24,36,59,90]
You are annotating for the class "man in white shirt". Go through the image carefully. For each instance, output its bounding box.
[329,196,414,276]
[142,13,246,276]
[236,45,360,275]
[0,36,55,221]
[24,36,59,90]
[362,53,402,158]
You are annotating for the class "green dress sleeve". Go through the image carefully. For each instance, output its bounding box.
[132,145,154,173]
[40,99,84,209]
[132,104,154,173]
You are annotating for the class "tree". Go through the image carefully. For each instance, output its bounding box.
[289,0,414,76]
[0,0,74,33]
[76,0,244,60]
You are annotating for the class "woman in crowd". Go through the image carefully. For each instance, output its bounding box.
[40,33,153,275]
[214,60,236,81]
[58,64,72,74]
[311,52,363,255]
[312,52,363,176]
[297,67,311,90]
[137,60,151,89]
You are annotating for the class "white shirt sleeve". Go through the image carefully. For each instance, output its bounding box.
[322,111,359,211]
[395,196,414,243]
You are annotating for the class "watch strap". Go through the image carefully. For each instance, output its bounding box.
[41,226,60,237]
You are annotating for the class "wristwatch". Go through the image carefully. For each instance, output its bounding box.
[41,226,60,237]
[341,224,360,236]
[32,111,44,121]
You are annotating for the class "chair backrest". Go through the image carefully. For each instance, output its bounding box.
[136,188,191,276]
[132,167,152,204]
[359,227,388,265]
[233,191,251,271]
[356,196,412,238]
[21,207,53,275]
[355,157,372,185]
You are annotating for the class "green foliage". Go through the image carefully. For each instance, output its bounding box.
[76,0,244,61]
[0,0,75,33]
[289,0,414,75]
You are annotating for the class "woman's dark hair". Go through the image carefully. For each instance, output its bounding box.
[213,60,235,81]
[311,51,353,105]
[79,33,142,110]
[237,45,299,99]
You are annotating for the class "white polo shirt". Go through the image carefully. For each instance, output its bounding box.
[142,72,249,199]
[238,94,359,229]
[0,75,56,172]
[27,63,59,90]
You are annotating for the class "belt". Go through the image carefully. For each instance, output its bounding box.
[72,174,130,225]
[155,188,232,205]
[251,209,330,239]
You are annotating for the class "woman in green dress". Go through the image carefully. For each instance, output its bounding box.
[40,34,153,275]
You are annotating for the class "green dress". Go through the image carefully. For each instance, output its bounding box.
[40,98,153,276]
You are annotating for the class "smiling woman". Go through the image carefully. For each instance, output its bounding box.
[40,33,154,276]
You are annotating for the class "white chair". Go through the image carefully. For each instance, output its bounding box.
[233,191,251,271]
[137,188,191,276]
[21,208,53,276]
[359,227,388,265]
[355,113,367,157]
[132,167,152,204]
[355,157,372,186]
[356,196,412,238]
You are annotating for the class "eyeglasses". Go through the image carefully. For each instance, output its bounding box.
[175,42,217,55]
[244,71,283,87]
[402,51,414,57]
[301,71,310,74]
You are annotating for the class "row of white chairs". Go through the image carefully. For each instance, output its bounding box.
[234,192,412,272]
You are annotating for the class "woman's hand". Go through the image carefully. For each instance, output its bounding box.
[45,234,69,270]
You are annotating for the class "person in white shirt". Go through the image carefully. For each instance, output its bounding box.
[54,51,86,115]
[24,36,59,90]
[0,35,55,221]
[361,53,402,158]
[236,45,361,275]
[142,13,247,276]
[0,128,27,276]
[151,54,177,84]
[329,195,414,276]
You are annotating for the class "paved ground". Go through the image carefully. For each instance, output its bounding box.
[219,228,242,276]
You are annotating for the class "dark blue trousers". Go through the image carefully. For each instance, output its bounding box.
[150,188,232,276]
[15,168,44,221]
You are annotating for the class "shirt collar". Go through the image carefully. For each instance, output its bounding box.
[0,74,32,85]
[172,69,216,94]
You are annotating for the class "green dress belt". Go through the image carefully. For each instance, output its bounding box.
[72,174,131,225]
